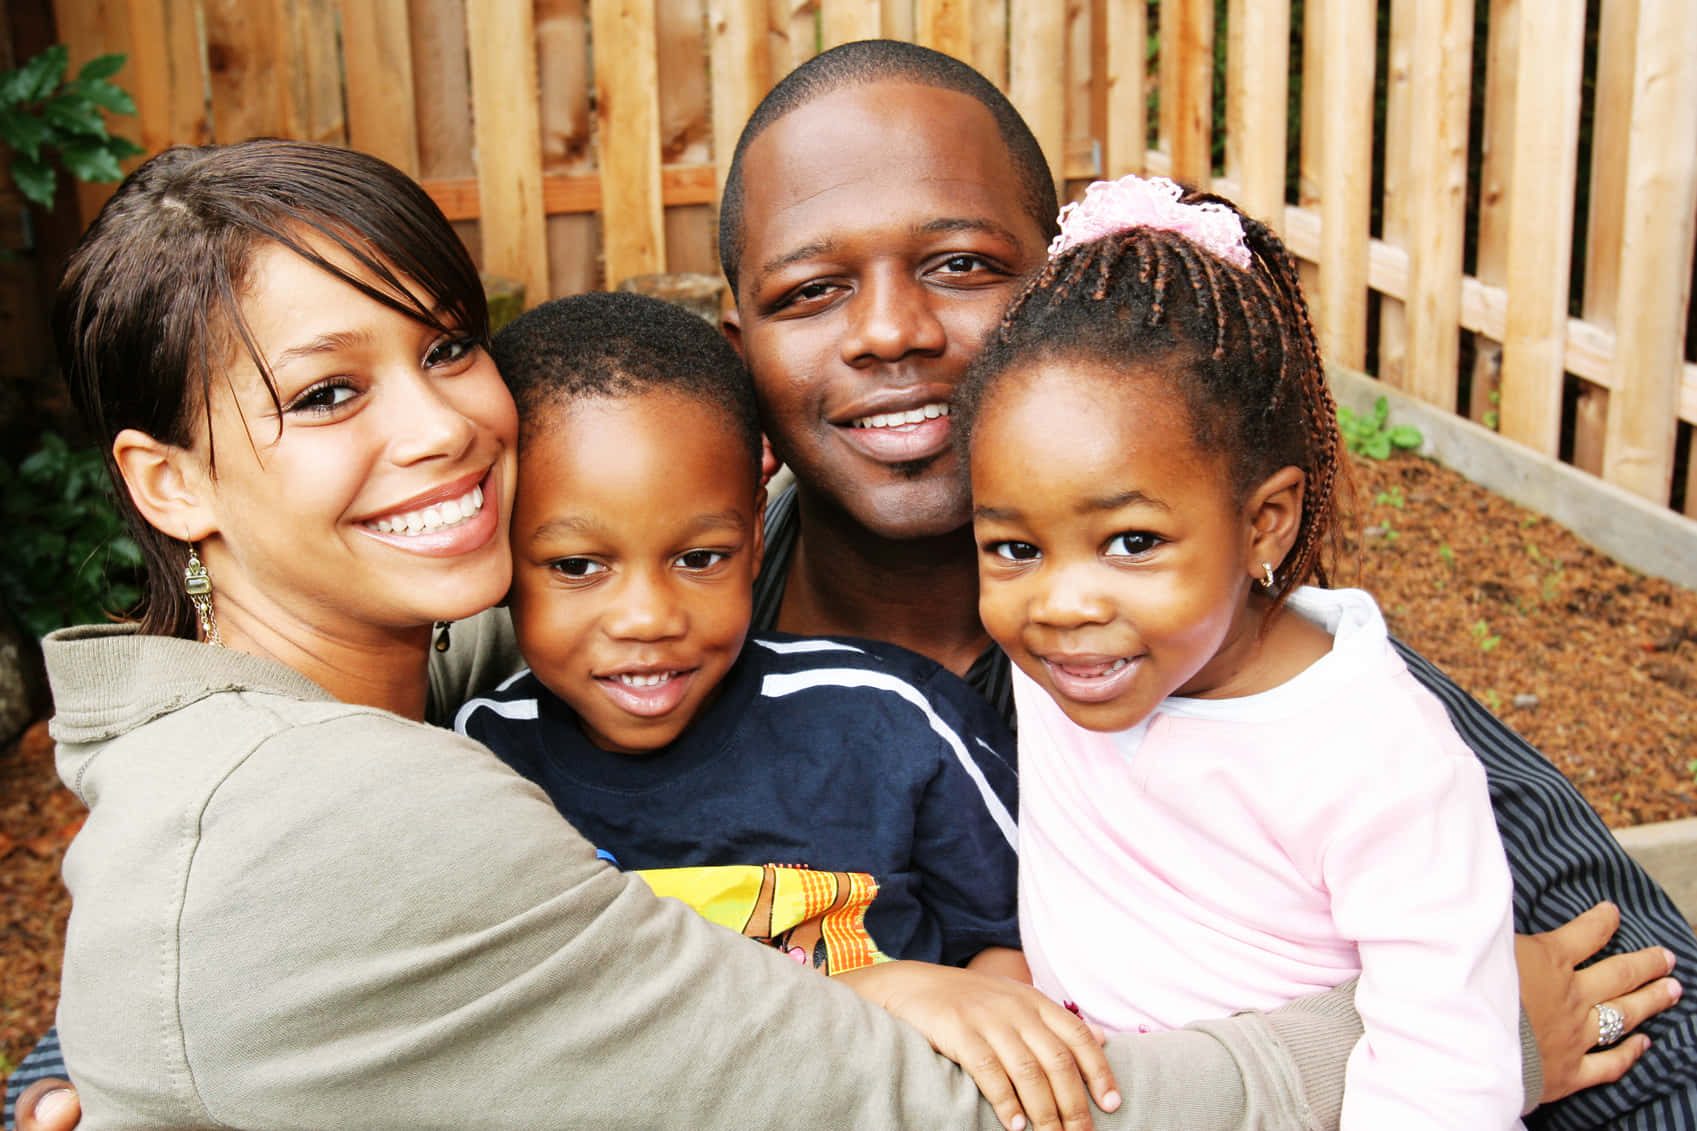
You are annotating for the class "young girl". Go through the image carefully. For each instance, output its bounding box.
[957,175,1525,1129]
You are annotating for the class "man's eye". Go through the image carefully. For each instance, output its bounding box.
[677,549,728,570]
[552,558,607,578]
[937,254,987,274]
[989,541,1040,562]
[1105,532,1160,556]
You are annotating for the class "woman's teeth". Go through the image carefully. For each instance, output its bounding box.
[852,403,949,429]
[367,484,484,535]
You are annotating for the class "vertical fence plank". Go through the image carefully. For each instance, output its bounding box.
[1064,0,1092,192]
[822,0,881,46]
[411,0,478,258]
[973,0,1007,87]
[1224,0,1287,230]
[709,0,771,203]
[124,0,209,151]
[1498,0,1584,455]
[341,0,420,175]
[1159,0,1212,189]
[468,1,550,305]
[1377,0,1415,389]
[1402,0,1473,410]
[1295,0,1322,297]
[537,0,599,296]
[657,0,715,274]
[881,0,914,40]
[1600,0,1697,500]
[291,0,345,144]
[1466,0,1517,426]
[203,0,292,141]
[591,0,668,287]
[916,0,971,60]
[770,0,817,77]
[1316,0,1374,369]
[1575,0,1639,473]
[1011,0,1067,187]
[1101,0,1145,178]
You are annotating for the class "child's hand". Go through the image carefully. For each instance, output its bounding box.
[836,960,1121,1131]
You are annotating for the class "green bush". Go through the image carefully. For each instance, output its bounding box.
[0,434,142,638]
[1,45,144,208]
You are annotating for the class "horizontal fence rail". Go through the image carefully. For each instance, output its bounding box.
[45,0,1697,516]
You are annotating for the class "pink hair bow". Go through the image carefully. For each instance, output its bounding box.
[1048,174,1252,270]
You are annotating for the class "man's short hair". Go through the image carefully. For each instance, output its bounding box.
[717,39,1060,295]
[492,291,763,475]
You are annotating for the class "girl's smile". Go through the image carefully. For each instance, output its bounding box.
[971,357,1314,732]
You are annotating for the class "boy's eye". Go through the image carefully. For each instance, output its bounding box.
[676,549,728,571]
[551,557,607,578]
[1105,532,1161,557]
[988,540,1040,562]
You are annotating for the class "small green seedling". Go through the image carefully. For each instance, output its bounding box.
[1374,486,1406,509]
[1483,689,1502,713]
[1438,543,1456,567]
[1470,619,1502,653]
[1338,396,1423,460]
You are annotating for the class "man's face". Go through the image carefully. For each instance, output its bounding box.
[727,81,1050,541]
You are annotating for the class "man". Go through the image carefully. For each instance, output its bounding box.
[718,39,1695,1131]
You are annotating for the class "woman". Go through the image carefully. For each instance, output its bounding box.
[14,139,1672,1130]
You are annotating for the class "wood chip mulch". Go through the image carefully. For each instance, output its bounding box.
[3,449,1695,1079]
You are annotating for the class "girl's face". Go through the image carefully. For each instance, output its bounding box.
[971,359,1281,732]
[188,237,517,647]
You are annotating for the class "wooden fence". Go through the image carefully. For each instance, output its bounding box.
[45,0,1697,516]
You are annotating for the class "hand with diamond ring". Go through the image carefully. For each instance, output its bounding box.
[1516,901,1683,1105]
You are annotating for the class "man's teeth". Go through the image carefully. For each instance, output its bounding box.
[367,484,484,535]
[852,403,950,429]
[616,672,675,688]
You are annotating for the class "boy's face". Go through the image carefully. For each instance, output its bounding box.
[506,392,765,754]
[725,80,1050,542]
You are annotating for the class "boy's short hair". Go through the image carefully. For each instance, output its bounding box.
[492,291,763,476]
[717,39,1060,294]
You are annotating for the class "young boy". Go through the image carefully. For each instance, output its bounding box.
[457,291,1022,978]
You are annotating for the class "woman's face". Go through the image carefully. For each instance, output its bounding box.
[191,238,517,647]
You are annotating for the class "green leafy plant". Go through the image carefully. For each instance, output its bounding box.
[0,434,143,639]
[1437,543,1456,567]
[1338,396,1423,460]
[1374,486,1406,509]
[1,45,143,208]
[1470,619,1502,653]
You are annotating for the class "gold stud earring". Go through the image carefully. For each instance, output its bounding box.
[1260,561,1277,589]
[183,544,224,647]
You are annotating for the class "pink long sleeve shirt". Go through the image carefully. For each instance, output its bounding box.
[1015,587,1524,1130]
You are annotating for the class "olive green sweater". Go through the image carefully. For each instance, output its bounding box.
[46,616,1373,1130]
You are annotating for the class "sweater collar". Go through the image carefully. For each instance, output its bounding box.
[44,623,335,745]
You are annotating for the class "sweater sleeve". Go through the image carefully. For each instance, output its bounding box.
[155,709,1354,1131]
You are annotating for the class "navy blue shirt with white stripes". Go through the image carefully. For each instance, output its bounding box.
[456,632,1021,969]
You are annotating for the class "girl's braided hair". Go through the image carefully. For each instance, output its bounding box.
[956,186,1348,609]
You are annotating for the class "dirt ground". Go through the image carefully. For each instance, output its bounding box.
[3,449,1696,1080]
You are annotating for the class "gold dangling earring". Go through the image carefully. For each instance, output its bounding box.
[1260,561,1277,590]
[434,620,452,653]
[183,544,224,647]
